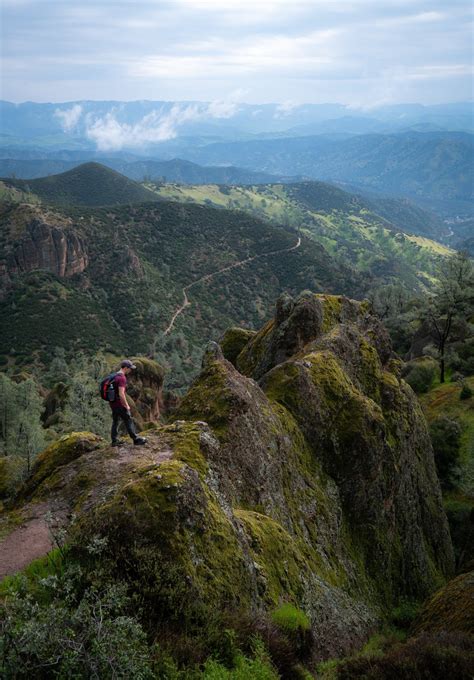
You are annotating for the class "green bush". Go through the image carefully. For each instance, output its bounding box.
[336,631,474,680]
[271,604,311,633]
[429,417,462,489]
[390,600,421,631]
[202,639,279,679]
[460,382,473,400]
[0,583,154,679]
[404,362,438,394]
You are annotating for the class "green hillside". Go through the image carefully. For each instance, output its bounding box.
[0,198,359,387]
[149,180,453,292]
[1,162,161,207]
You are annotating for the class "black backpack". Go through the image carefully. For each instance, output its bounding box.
[99,372,118,402]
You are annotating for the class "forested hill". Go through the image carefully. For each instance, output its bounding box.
[1,162,161,206]
[0,198,360,386]
[149,180,453,294]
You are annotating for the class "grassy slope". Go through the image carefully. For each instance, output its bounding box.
[1,162,161,207]
[419,377,474,568]
[148,181,453,292]
[420,376,474,466]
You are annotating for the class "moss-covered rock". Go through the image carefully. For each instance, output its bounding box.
[21,432,103,499]
[3,292,455,665]
[220,327,256,366]
[127,356,165,422]
[414,571,474,634]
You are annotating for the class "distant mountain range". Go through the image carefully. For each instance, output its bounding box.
[0,157,297,185]
[183,131,474,206]
[1,100,472,221]
[1,100,473,142]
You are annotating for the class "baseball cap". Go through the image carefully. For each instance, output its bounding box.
[121,359,137,369]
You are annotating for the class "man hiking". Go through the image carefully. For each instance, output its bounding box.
[110,360,147,447]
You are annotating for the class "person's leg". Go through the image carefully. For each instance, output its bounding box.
[111,410,120,443]
[118,408,138,442]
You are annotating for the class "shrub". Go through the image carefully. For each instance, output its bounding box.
[202,638,279,680]
[271,604,313,662]
[336,631,474,680]
[404,361,437,394]
[0,583,154,679]
[390,600,421,631]
[271,604,311,633]
[460,382,473,400]
[219,610,311,680]
[429,417,462,489]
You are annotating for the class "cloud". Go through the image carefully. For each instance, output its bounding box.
[275,100,300,117]
[54,104,83,131]
[85,98,244,150]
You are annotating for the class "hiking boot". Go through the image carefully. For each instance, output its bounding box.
[134,436,147,446]
[111,439,124,447]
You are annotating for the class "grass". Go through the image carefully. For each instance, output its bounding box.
[315,627,408,679]
[420,376,474,464]
[148,181,452,293]
[0,547,65,600]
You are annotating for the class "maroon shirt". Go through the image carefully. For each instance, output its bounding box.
[109,372,127,410]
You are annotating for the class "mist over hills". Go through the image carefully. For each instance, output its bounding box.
[1,99,472,223]
[2,100,473,141]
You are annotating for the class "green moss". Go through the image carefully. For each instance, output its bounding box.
[27,432,102,490]
[271,603,311,632]
[130,356,165,382]
[414,571,474,634]
[235,509,306,605]
[382,370,399,389]
[236,319,275,377]
[220,327,256,366]
[168,422,209,477]
[358,337,383,399]
[318,294,343,333]
[265,351,383,438]
[175,361,237,437]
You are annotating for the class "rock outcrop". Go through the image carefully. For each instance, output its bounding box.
[414,570,474,635]
[6,218,88,279]
[2,293,455,662]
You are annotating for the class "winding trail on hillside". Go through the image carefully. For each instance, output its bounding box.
[164,236,301,336]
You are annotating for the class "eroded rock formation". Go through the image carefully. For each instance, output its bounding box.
[7,219,88,279]
[4,293,455,661]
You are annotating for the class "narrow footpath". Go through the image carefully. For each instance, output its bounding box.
[164,236,301,335]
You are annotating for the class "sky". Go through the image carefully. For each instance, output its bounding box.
[1,0,473,106]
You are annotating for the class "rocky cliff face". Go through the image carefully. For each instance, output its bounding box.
[5,293,454,661]
[6,218,88,280]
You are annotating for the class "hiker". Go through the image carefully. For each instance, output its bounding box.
[109,360,147,447]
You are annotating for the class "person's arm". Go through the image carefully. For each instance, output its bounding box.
[118,386,130,411]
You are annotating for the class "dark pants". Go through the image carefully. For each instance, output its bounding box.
[111,407,138,443]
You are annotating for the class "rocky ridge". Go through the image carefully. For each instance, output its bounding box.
[1,292,455,661]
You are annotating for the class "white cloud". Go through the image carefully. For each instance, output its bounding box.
[85,97,246,150]
[54,104,83,131]
[275,100,300,117]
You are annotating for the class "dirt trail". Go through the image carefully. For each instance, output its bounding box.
[164,236,301,336]
[0,443,174,579]
[0,506,53,580]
